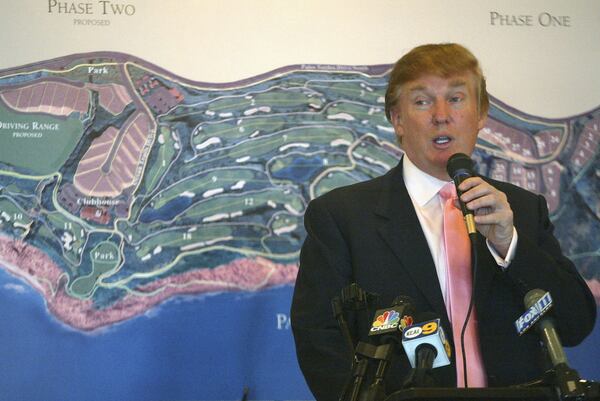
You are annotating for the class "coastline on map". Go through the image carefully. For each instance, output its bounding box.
[0,235,298,332]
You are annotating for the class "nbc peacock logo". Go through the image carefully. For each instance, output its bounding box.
[370,310,400,332]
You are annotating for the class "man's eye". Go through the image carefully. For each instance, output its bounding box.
[415,99,429,106]
[449,95,464,103]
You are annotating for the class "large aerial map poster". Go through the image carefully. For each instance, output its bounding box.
[0,51,598,400]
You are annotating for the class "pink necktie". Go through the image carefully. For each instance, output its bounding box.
[440,182,487,388]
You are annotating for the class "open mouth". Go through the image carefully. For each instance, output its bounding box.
[433,136,451,145]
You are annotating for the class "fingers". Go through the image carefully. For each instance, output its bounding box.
[473,209,512,226]
[458,177,508,211]
[465,194,499,212]
[456,177,515,250]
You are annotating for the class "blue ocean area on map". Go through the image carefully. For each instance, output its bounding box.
[0,268,311,401]
[139,196,193,223]
[1,267,599,401]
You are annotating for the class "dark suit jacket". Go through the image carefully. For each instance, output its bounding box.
[291,160,596,401]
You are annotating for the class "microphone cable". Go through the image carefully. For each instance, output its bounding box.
[459,234,478,388]
[446,152,481,388]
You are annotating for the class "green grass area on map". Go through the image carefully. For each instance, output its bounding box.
[181,125,357,180]
[138,126,178,196]
[307,81,383,103]
[134,224,231,257]
[193,116,287,145]
[50,64,121,84]
[151,167,265,210]
[207,97,253,113]
[0,104,84,175]
[178,187,303,222]
[45,211,87,267]
[70,241,121,297]
[224,126,354,159]
[268,153,350,177]
[314,170,360,198]
[253,90,316,108]
[326,102,388,125]
[270,214,301,233]
[34,221,60,252]
[0,197,32,229]
[192,120,249,146]
[352,140,400,171]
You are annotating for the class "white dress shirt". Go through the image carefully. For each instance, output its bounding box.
[402,155,518,305]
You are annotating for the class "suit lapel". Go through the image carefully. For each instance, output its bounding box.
[373,162,448,323]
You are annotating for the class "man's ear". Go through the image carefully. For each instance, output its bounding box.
[477,112,487,131]
[390,109,404,142]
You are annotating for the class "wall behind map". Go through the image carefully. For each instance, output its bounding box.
[2,0,600,116]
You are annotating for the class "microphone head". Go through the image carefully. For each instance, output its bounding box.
[393,295,417,330]
[392,295,415,306]
[515,289,553,335]
[524,289,547,309]
[402,317,452,368]
[446,153,475,181]
[369,296,416,337]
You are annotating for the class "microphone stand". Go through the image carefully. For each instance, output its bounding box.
[513,366,595,401]
[333,284,380,401]
[401,344,439,389]
[340,341,394,401]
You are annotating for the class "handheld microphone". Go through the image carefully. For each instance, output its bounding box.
[446,153,477,236]
[522,289,586,400]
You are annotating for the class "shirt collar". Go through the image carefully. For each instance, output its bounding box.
[402,154,450,207]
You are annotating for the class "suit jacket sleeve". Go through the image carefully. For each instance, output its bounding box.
[504,190,596,345]
[291,197,354,401]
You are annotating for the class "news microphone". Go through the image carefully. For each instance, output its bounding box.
[446,153,477,236]
[522,289,567,367]
[521,289,586,400]
[349,296,415,401]
[515,290,553,336]
[401,313,451,388]
[369,296,415,339]
[402,314,452,370]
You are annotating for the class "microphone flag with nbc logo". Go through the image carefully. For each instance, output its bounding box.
[369,296,415,336]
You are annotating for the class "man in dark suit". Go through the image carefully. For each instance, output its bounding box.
[290,43,596,401]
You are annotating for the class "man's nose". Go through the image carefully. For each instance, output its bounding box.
[432,101,450,125]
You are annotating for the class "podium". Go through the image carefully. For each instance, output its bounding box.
[384,387,555,401]
[384,381,600,401]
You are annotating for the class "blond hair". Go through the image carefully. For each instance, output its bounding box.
[384,43,489,121]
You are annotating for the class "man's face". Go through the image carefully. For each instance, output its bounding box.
[390,73,487,180]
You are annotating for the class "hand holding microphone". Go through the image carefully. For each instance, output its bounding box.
[446,153,514,257]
